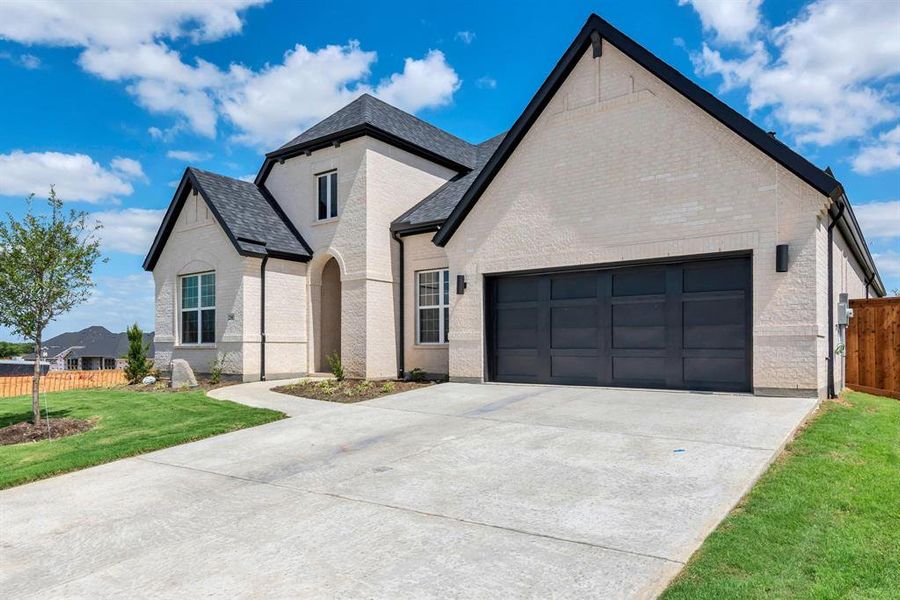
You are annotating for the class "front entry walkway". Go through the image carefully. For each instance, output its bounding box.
[1,382,816,599]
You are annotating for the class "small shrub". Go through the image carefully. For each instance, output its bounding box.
[381,381,396,394]
[354,381,373,395]
[209,355,224,385]
[326,352,344,381]
[408,367,426,382]
[124,323,151,384]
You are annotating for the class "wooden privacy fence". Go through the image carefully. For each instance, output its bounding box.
[0,369,127,399]
[845,298,900,400]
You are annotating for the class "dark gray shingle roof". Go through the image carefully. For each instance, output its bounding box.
[28,326,155,360]
[189,168,311,259]
[392,133,506,230]
[274,94,477,169]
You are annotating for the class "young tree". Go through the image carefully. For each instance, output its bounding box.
[0,189,103,425]
[124,322,151,384]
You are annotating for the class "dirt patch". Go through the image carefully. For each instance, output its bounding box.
[0,418,95,446]
[273,379,437,403]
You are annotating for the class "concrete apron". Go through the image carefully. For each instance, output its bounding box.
[0,381,817,599]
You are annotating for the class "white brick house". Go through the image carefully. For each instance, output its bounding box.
[144,14,883,398]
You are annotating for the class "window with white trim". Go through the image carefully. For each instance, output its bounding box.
[181,272,215,344]
[416,269,449,344]
[317,170,338,220]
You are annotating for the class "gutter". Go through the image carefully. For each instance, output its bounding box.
[260,255,268,381]
[826,200,845,399]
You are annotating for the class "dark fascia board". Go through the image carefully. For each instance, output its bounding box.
[255,124,472,187]
[143,169,309,271]
[433,13,843,247]
[389,219,443,236]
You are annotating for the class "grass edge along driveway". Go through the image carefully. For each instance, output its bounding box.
[662,391,899,600]
[0,388,284,489]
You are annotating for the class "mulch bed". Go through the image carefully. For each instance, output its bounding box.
[0,418,95,446]
[273,379,437,403]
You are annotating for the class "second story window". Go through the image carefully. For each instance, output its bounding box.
[317,170,338,220]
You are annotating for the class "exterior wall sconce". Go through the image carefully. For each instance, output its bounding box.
[776,244,789,272]
[456,274,466,295]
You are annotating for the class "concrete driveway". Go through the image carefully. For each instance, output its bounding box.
[1,382,816,599]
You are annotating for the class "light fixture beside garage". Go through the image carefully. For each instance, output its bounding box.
[776,244,789,272]
[457,275,466,294]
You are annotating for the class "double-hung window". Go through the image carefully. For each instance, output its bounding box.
[317,170,338,220]
[416,269,449,344]
[181,272,215,344]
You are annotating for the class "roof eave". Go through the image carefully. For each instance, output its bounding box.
[256,124,473,187]
[390,219,444,236]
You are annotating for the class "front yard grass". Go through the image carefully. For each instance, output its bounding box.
[0,388,284,489]
[662,391,899,600]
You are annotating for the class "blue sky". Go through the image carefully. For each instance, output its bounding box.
[0,0,898,340]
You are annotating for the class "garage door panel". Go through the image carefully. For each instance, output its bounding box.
[612,269,666,296]
[551,274,597,299]
[496,308,538,349]
[552,354,600,379]
[551,305,598,348]
[496,350,539,379]
[612,303,666,349]
[683,261,749,292]
[612,356,666,383]
[683,298,747,349]
[487,255,751,392]
[497,277,539,302]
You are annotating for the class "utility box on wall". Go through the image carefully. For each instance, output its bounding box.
[837,293,852,326]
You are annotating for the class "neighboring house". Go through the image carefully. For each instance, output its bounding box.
[0,360,50,377]
[144,14,883,398]
[23,326,154,371]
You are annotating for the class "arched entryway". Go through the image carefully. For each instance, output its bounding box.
[317,256,342,372]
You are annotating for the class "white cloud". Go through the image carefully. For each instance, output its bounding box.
[374,50,460,114]
[679,0,762,45]
[111,157,146,181]
[91,208,165,254]
[0,1,263,138]
[221,44,460,147]
[0,151,143,203]
[688,0,900,147]
[0,1,462,145]
[853,126,900,174]
[220,41,375,147]
[79,43,225,137]
[0,1,266,48]
[476,75,497,89]
[854,200,900,240]
[873,251,900,278]
[166,150,213,162]
[237,174,256,182]
[0,51,41,69]
[455,31,476,44]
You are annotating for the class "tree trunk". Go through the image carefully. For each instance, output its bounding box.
[32,336,42,426]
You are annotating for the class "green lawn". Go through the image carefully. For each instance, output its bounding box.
[663,391,900,600]
[0,388,284,489]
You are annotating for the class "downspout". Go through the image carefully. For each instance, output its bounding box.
[260,255,268,381]
[827,200,845,399]
[863,273,876,299]
[392,230,405,379]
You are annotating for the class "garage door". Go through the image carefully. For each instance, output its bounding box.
[486,256,751,392]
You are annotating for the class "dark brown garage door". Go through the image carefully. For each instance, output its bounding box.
[486,255,752,392]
